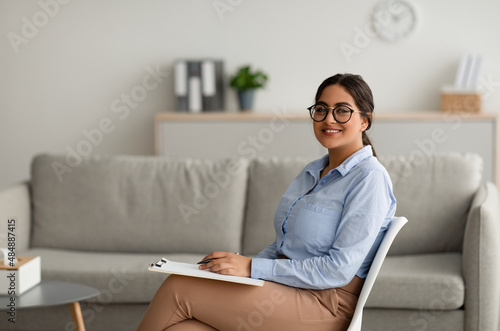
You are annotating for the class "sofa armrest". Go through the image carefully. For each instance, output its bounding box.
[0,182,32,252]
[463,182,500,331]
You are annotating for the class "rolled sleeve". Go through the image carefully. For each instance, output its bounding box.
[250,258,275,280]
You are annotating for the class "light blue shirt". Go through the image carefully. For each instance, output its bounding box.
[251,146,397,290]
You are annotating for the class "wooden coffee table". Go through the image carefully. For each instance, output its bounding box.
[0,280,99,331]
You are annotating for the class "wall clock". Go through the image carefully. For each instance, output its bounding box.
[371,0,418,42]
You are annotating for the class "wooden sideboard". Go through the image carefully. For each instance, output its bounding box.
[155,111,498,184]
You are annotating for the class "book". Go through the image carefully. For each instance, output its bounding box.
[148,258,264,286]
[454,54,470,88]
[466,54,483,89]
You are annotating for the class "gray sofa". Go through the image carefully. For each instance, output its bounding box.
[0,152,499,331]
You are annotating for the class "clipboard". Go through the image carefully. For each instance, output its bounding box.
[148,258,264,286]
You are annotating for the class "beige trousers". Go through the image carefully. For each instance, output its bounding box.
[136,274,363,331]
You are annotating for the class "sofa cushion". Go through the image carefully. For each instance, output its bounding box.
[366,253,464,310]
[31,154,249,253]
[379,153,482,255]
[21,248,204,303]
[364,309,464,331]
[242,157,313,255]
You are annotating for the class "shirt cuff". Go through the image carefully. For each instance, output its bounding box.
[251,258,275,280]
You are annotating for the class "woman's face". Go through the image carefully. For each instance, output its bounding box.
[313,84,368,155]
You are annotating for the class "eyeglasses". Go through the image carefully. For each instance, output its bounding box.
[307,104,360,123]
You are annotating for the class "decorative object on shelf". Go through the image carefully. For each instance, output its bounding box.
[371,0,418,43]
[229,65,268,111]
[441,54,483,113]
[174,59,224,113]
[441,88,482,113]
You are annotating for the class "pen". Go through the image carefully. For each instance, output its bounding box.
[197,258,216,265]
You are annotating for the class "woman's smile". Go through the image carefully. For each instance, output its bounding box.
[321,127,343,136]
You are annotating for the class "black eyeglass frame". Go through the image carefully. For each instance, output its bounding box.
[307,104,361,123]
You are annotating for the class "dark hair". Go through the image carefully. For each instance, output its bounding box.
[314,73,377,157]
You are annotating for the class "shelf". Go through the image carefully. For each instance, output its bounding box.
[155,111,498,184]
[156,111,497,122]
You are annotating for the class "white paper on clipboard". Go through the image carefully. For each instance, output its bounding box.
[148,258,264,286]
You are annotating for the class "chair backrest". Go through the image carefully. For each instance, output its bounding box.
[346,216,408,331]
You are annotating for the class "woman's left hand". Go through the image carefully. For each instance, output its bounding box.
[198,252,252,277]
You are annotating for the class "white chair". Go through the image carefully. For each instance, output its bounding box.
[347,216,408,331]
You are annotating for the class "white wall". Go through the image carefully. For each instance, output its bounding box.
[1,0,500,189]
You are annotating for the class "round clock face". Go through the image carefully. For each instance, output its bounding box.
[372,0,418,42]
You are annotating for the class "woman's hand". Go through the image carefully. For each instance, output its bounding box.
[198,252,251,277]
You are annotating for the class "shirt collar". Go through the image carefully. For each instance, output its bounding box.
[307,145,373,178]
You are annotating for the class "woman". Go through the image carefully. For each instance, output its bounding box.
[137,73,397,331]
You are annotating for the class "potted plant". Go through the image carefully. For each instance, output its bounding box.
[229,65,268,111]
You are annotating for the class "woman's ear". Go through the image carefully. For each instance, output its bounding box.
[360,116,369,132]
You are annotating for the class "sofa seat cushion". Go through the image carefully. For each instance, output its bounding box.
[366,253,464,310]
[31,154,249,253]
[21,248,206,303]
[20,251,464,309]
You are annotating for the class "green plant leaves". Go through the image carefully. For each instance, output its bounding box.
[230,65,268,91]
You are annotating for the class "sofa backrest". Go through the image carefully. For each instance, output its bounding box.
[242,153,483,256]
[379,153,482,255]
[242,157,313,255]
[31,152,483,256]
[31,154,249,254]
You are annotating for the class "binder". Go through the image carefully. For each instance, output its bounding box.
[201,60,217,111]
[149,258,264,286]
[187,61,202,113]
[214,60,224,111]
[201,60,225,111]
[174,60,188,111]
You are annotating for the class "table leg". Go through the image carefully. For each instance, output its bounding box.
[69,301,86,331]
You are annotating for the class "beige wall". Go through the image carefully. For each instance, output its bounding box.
[1,0,500,188]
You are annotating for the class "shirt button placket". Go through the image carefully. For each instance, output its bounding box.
[279,185,313,251]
